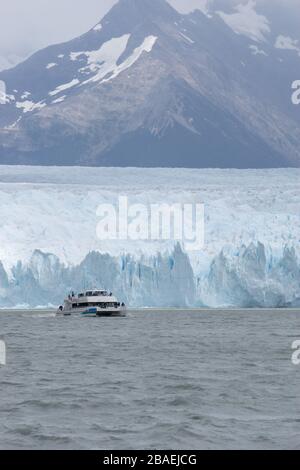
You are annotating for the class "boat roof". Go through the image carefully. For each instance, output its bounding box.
[77,290,111,297]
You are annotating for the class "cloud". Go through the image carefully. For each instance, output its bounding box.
[216,0,271,42]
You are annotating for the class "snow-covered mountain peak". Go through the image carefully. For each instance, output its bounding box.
[0,2,161,127]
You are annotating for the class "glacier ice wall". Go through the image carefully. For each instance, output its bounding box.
[0,242,299,308]
[0,245,195,308]
[0,166,299,308]
[198,243,300,308]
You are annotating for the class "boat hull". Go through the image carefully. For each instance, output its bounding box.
[57,306,126,317]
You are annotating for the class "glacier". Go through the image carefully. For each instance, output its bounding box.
[0,166,299,308]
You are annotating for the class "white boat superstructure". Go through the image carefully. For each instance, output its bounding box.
[57,289,126,317]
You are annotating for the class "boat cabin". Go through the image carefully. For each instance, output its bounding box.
[65,290,122,310]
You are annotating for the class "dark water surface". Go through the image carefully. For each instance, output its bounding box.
[0,309,300,450]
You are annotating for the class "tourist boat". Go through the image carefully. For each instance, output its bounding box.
[56,289,126,317]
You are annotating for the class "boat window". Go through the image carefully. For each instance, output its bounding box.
[86,291,93,296]
[78,293,84,298]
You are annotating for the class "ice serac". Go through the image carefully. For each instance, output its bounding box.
[0,245,196,308]
[0,241,299,309]
[200,243,300,308]
[0,0,300,167]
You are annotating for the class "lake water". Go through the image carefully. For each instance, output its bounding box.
[0,309,300,450]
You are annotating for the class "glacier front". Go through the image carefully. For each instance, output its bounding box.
[0,166,299,308]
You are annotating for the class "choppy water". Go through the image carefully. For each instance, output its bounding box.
[0,309,300,450]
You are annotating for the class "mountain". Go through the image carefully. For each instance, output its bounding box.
[0,0,299,168]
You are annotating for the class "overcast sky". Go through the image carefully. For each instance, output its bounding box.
[0,1,118,61]
[0,0,299,69]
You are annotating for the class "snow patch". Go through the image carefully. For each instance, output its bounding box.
[52,95,66,104]
[93,23,102,31]
[0,94,12,105]
[0,80,6,104]
[249,44,267,56]
[179,32,195,44]
[49,78,80,96]
[21,91,31,99]
[70,34,131,72]
[16,100,46,113]
[275,35,300,55]
[70,35,157,86]
[0,80,15,105]
[217,0,270,43]
[79,35,157,86]
[5,116,22,129]
[46,62,57,70]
